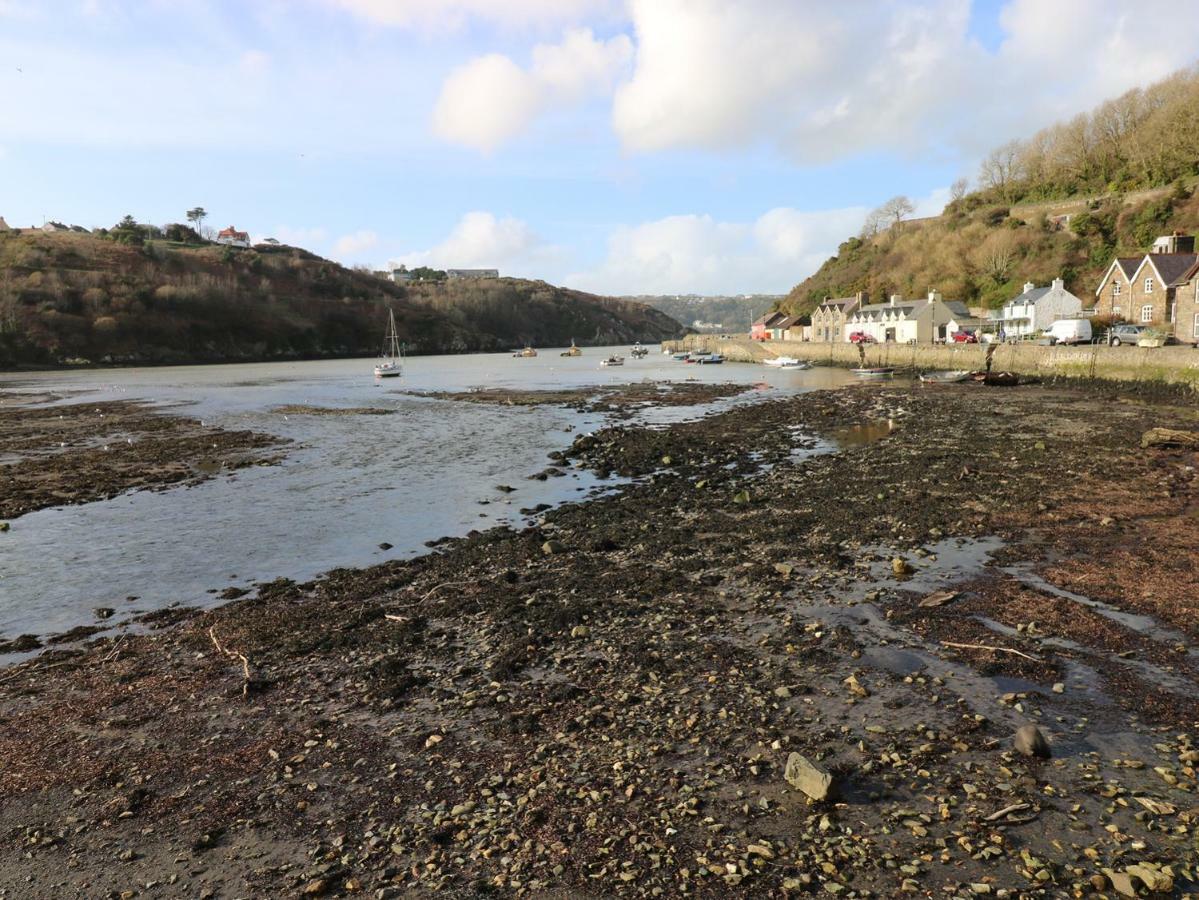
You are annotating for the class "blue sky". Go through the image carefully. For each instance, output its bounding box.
[2,1,1197,294]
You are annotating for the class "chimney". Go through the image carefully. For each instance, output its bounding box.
[1051,277,1064,290]
[1023,281,1035,294]
[927,289,942,303]
[889,294,900,307]
[1152,233,1194,254]
[856,290,869,304]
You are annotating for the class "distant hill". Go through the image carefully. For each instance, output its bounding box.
[0,230,682,367]
[781,64,1199,316]
[626,294,782,332]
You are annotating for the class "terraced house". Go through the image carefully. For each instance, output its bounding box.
[810,292,866,342]
[1095,233,1199,343]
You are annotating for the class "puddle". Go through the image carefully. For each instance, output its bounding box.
[860,645,927,676]
[827,419,897,449]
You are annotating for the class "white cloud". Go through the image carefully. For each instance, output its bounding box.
[395,211,557,272]
[565,205,870,296]
[333,229,379,259]
[432,27,632,152]
[326,0,617,31]
[606,0,1199,163]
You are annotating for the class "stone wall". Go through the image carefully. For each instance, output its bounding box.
[663,335,1199,389]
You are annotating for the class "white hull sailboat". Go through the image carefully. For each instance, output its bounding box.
[374,308,404,378]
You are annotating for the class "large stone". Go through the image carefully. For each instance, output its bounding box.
[1013,724,1051,758]
[784,752,836,801]
[542,540,566,555]
[1141,427,1199,450]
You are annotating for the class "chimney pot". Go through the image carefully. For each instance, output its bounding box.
[1023,282,1035,294]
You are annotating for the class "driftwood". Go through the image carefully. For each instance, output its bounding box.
[209,626,252,698]
[918,590,958,608]
[984,802,1031,822]
[941,640,1041,662]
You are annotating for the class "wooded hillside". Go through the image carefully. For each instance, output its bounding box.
[782,66,1199,316]
[0,231,682,367]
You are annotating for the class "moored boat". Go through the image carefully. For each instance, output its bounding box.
[763,356,809,369]
[851,366,894,378]
[513,346,538,358]
[630,342,649,358]
[560,339,582,357]
[695,353,724,365]
[600,355,625,367]
[374,308,404,378]
[919,369,972,383]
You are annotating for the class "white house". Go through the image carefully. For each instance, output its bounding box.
[997,278,1082,338]
[844,291,970,343]
[216,226,251,248]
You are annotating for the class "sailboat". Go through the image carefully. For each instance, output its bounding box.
[374,308,404,378]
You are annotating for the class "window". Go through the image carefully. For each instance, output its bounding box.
[1113,306,1122,316]
[1112,281,1121,296]
[1194,313,1199,340]
[1140,304,1154,323]
[1145,277,1154,293]
[1170,301,1176,324]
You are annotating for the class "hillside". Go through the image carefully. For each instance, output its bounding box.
[782,65,1199,316]
[622,294,782,333]
[0,231,682,367]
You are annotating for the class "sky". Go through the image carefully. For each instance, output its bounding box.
[2,1,1198,296]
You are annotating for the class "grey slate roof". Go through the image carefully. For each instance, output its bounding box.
[1145,253,1199,287]
[943,300,971,317]
[1116,257,1140,278]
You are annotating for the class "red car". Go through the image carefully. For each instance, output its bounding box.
[848,331,875,344]
[951,331,978,343]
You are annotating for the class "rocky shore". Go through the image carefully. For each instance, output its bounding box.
[1,380,1196,898]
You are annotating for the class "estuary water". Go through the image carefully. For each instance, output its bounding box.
[0,349,856,644]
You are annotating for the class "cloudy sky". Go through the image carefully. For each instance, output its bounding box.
[2,1,1197,295]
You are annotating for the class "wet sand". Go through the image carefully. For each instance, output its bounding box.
[0,381,1196,898]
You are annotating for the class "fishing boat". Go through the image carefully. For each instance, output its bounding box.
[695,354,725,365]
[851,366,894,378]
[560,340,582,357]
[919,369,972,384]
[671,351,690,360]
[512,346,538,358]
[373,308,404,378]
[763,356,809,369]
[630,342,648,358]
[600,355,625,367]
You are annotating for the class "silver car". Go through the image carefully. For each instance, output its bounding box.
[1107,324,1144,346]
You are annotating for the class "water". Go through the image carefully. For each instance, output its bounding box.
[0,350,858,645]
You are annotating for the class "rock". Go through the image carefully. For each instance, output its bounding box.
[1052,682,1065,694]
[891,557,913,576]
[773,562,794,577]
[1141,427,1199,450]
[773,686,792,699]
[94,607,115,619]
[1014,724,1051,759]
[495,484,516,493]
[302,879,328,896]
[378,542,393,550]
[918,589,957,608]
[732,489,751,504]
[843,674,868,698]
[542,540,566,555]
[570,625,590,638]
[784,752,836,802]
[660,455,673,466]
[0,522,9,532]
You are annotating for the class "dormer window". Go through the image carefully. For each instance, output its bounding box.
[1145,277,1154,293]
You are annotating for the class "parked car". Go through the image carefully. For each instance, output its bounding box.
[1105,324,1144,346]
[1044,318,1093,345]
[951,330,977,343]
[848,331,875,344]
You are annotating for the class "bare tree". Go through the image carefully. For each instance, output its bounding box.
[978,140,1023,199]
[950,177,969,204]
[879,195,915,227]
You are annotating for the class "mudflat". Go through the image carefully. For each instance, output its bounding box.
[0,395,285,521]
[1,381,1196,898]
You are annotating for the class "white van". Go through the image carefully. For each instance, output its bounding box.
[1044,318,1092,345]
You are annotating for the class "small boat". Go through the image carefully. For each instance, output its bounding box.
[630,343,649,358]
[763,356,810,369]
[513,346,538,358]
[919,369,972,384]
[560,340,582,357]
[851,367,894,378]
[695,354,724,365]
[600,355,625,367]
[671,351,689,360]
[374,308,404,378]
